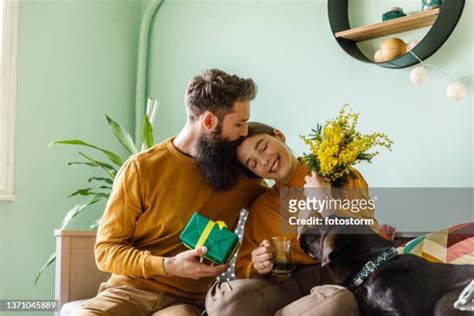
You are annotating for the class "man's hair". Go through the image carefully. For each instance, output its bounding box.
[185,69,257,120]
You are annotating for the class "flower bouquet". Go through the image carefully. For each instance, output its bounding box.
[301,105,393,187]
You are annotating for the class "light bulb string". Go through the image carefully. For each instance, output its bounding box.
[408,50,472,83]
[459,75,474,82]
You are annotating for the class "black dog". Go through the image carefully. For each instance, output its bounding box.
[299,218,474,316]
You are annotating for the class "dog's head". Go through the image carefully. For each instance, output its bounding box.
[299,216,394,284]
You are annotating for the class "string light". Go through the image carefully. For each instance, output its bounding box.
[407,49,473,101]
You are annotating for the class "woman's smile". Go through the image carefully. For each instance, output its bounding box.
[269,156,280,173]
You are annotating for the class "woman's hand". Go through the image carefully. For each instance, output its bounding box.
[304,171,331,189]
[304,171,332,198]
[304,171,335,216]
[378,224,396,241]
[251,240,273,275]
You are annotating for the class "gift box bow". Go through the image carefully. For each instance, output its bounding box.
[196,219,227,248]
[180,212,240,265]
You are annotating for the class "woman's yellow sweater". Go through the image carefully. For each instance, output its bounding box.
[236,160,379,278]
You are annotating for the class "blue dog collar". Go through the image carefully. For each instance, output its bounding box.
[349,247,398,289]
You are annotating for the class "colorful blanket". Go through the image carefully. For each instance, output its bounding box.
[401,223,474,264]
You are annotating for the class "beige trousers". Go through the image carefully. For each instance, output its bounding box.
[205,265,359,316]
[71,282,204,316]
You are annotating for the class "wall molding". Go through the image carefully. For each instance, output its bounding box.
[134,0,164,144]
[0,0,19,202]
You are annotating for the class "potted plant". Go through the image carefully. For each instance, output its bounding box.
[34,99,159,286]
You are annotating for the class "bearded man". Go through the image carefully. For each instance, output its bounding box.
[72,69,265,316]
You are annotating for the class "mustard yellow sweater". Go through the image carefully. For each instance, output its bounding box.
[95,138,265,300]
[236,160,379,278]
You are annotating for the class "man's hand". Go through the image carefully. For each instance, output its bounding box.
[163,247,229,279]
[251,240,273,275]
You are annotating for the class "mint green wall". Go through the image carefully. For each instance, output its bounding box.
[146,0,473,229]
[0,0,142,313]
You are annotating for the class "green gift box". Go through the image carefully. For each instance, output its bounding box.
[179,212,240,265]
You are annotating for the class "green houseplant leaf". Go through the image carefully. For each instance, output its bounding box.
[88,177,113,185]
[106,115,138,155]
[59,196,105,231]
[68,187,94,197]
[142,114,154,150]
[36,110,158,287]
[68,187,111,198]
[33,253,56,287]
[68,160,117,179]
[48,139,123,166]
[78,152,117,179]
[34,196,104,286]
[90,218,101,230]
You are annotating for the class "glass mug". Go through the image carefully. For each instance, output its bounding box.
[271,237,292,276]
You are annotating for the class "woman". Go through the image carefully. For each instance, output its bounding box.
[206,122,380,316]
[235,122,380,278]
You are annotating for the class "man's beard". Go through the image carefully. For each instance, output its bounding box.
[195,133,242,192]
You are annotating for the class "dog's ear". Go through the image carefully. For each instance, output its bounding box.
[299,232,323,260]
[322,234,366,267]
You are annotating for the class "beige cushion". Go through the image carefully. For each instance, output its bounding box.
[275,285,359,316]
[60,299,90,316]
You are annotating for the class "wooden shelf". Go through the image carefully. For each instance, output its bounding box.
[328,0,465,68]
[335,8,440,42]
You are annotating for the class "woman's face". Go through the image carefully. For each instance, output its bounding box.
[237,131,294,182]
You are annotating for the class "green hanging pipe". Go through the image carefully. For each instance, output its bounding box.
[134,0,165,144]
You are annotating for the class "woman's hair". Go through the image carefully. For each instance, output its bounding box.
[246,121,276,138]
[240,122,277,178]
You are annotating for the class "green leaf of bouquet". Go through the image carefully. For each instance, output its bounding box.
[106,115,138,155]
[48,139,123,166]
[34,253,56,287]
[141,114,154,149]
[78,152,117,179]
[357,153,370,160]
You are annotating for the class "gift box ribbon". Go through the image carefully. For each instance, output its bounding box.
[195,220,227,249]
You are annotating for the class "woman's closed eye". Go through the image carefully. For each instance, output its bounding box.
[247,159,257,170]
